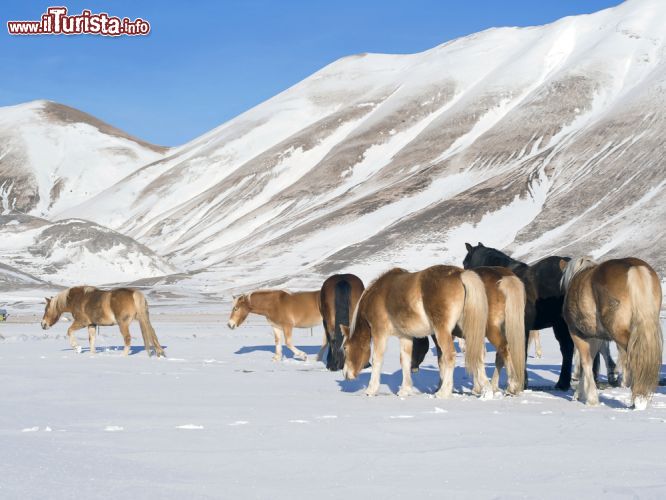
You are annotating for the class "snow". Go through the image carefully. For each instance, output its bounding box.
[1,313,665,499]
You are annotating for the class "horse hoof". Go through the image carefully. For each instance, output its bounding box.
[434,390,452,399]
[633,396,648,411]
[272,355,282,362]
[397,387,414,397]
[74,345,82,354]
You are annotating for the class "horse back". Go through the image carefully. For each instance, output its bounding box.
[286,290,322,327]
[68,287,137,326]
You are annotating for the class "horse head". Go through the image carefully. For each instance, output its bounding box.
[341,322,371,380]
[463,242,523,270]
[41,296,62,330]
[227,294,251,329]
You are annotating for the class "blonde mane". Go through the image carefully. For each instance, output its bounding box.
[51,288,70,313]
[561,256,597,292]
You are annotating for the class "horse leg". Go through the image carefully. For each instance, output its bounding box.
[529,330,542,358]
[592,351,601,384]
[283,325,307,361]
[491,352,503,393]
[317,332,328,363]
[571,334,599,406]
[487,325,504,394]
[411,337,430,373]
[601,341,619,387]
[398,337,416,397]
[272,327,283,361]
[67,322,85,354]
[616,344,630,388]
[553,318,574,390]
[88,325,97,355]
[572,347,581,382]
[118,321,132,356]
[366,334,388,397]
[434,329,455,399]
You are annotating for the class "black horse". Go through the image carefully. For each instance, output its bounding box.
[412,243,574,390]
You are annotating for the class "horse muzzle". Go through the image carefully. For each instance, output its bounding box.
[227,321,236,330]
[342,366,356,381]
[41,321,49,330]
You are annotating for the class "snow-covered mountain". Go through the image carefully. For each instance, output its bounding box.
[0,100,167,217]
[2,0,665,295]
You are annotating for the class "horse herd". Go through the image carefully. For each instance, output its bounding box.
[40,243,663,410]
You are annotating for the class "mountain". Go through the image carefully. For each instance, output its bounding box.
[3,0,666,295]
[0,213,175,286]
[0,100,167,217]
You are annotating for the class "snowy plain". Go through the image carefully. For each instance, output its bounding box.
[1,309,666,500]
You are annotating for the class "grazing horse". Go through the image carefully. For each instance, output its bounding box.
[561,257,662,409]
[462,243,574,390]
[411,267,527,394]
[227,290,322,361]
[40,286,164,356]
[341,266,490,399]
[319,274,365,371]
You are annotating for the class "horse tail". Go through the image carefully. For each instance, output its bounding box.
[626,265,662,405]
[498,275,526,392]
[460,270,489,379]
[133,291,165,358]
[331,279,352,370]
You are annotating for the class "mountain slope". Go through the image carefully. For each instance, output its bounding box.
[55,0,664,292]
[1,0,662,295]
[0,100,167,217]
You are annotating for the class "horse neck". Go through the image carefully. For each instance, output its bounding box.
[247,292,277,320]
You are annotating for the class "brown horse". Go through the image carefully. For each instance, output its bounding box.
[227,289,322,361]
[561,257,662,409]
[410,266,527,394]
[319,274,365,371]
[40,286,164,356]
[341,266,490,398]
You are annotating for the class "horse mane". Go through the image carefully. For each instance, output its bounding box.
[52,288,70,312]
[349,268,407,339]
[561,256,597,292]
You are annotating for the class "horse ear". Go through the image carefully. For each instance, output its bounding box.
[340,325,350,337]
[465,242,473,252]
[478,242,485,247]
[559,259,568,272]
[45,297,51,303]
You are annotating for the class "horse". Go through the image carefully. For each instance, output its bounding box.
[561,257,662,409]
[462,242,574,390]
[40,286,164,357]
[319,274,365,371]
[411,266,527,395]
[341,266,490,399]
[227,289,322,361]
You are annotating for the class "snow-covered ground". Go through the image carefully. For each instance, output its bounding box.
[2,312,665,499]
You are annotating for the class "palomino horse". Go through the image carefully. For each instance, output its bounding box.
[411,266,527,394]
[319,274,365,371]
[462,243,574,390]
[561,257,662,409]
[227,290,322,361]
[341,266,490,398]
[40,286,165,356]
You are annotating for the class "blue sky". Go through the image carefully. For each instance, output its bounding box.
[2,0,623,146]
